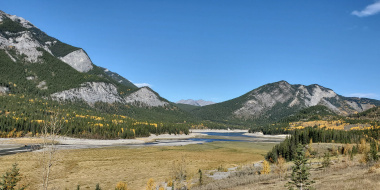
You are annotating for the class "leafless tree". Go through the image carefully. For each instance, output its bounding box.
[40,110,63,190]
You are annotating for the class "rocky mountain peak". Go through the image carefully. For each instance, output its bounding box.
[0,10,34,29]
[0,10,92,72]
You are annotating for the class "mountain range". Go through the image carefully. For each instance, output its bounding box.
[0,10,379,129]
[191,81,380,123]
[176,99,215,107]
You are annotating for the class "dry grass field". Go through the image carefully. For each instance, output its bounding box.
[227,160,380,190]
[0,141,275,190]
[193,143,380,190]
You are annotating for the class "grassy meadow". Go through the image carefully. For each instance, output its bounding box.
[0,141,275,190]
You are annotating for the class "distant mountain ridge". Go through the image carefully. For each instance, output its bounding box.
[177,99,215,107]
[192,81,380,122]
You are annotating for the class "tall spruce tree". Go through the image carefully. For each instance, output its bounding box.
[286,144,314,190]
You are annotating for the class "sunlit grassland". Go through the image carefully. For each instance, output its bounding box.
[0,141,275,190]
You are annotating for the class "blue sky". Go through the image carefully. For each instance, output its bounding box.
[2,0,380,102]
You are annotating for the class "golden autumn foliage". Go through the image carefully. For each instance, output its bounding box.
[115,181,128,190]
[261,160,271,174]
[167,180,173,187]
[275,156,286,179]
[146,178,155,190]
[288,120,379,131]
[359,138,368,154]
[0,128,24,138]
[343,144,352,155]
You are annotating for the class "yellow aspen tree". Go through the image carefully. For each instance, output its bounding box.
[275,156,286,179]
[343,144,352,155]
[115,181,128,190]
[309,139,314,153]
[261,160,271,174]
[146,178,155,190]
[359,138,367,153]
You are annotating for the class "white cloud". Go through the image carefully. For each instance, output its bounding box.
[352,1,380,17]
[134,83,152,88]
[347,93,379,99]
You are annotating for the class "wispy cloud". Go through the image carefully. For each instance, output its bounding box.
[347,93,379,99]
[134,83,152,88]
[352,1,380,17]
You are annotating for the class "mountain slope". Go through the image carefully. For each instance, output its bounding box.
[0,10,169,108]
[192,81,380,122]
[100,67,137,89]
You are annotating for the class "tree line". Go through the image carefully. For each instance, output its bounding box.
[265,126,380,162]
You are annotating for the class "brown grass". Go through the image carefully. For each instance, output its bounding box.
[0,141,274,190]
[196,143,380,190]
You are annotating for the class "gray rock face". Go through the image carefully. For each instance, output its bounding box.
[124,87,169,107]
[0,86,9,94]
[0,12,50,63]
[51,83,169,107]
[0,31,45,63]
[59,49,93,72]
[51,82,122,104]
[233,81,377,119]
[37,81,47,90]
[177,99,215,106]
[234,81,296,118]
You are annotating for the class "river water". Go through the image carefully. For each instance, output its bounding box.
[0,131,285,155]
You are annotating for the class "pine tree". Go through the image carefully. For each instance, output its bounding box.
[286,144,314,190]
[198,169,203,185]
[0,163,26,190]
[95,183,101,190]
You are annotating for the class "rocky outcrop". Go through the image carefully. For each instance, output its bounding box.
[51,83,169,107]
[51,82,122,104]
[59,49,93,73]
[124,87,169,107]
[0,86,9,94]
[0,31,45,63]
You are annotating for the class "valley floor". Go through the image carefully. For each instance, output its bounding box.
[0,141,275,190]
